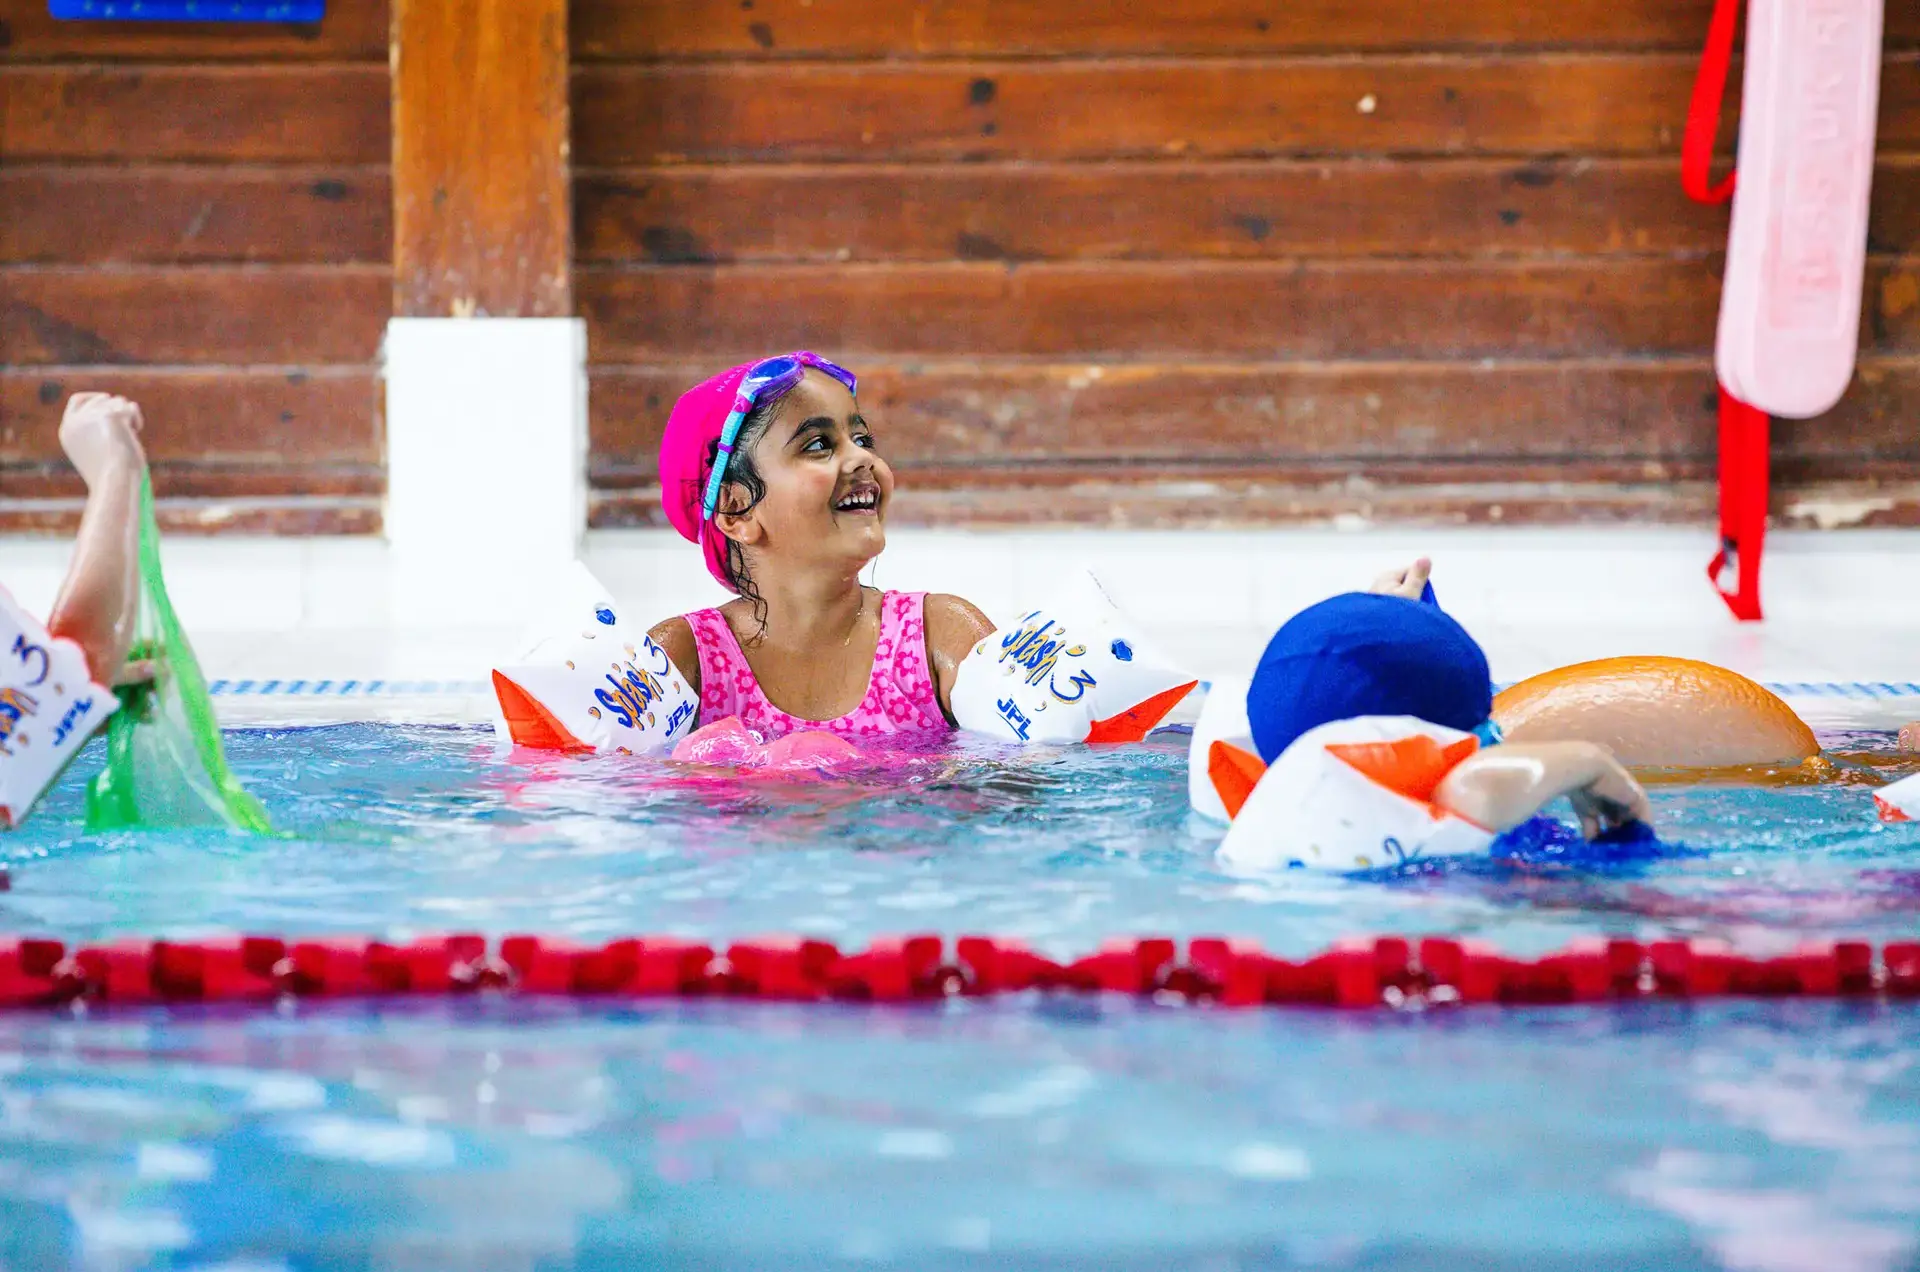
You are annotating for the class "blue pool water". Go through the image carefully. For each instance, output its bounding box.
[1,725,1918,1269]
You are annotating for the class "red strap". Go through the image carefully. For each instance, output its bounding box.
[1688,0,1760,617]
[1707,388,1770,621]
[1682,0,1743,204]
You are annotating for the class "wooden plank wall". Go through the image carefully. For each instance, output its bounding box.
[0,2,390,533]
[574,1,1920,528]
[7,2,1916,534]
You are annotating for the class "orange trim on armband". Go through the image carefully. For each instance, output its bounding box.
[492,671,592,753]
[1207,740,1267,819]
[1085,680,1199,745]
[1325,734,1479,804]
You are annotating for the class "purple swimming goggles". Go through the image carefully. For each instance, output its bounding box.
[699,352,858,522]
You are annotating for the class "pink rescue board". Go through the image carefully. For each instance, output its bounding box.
[1716,0,1883,419]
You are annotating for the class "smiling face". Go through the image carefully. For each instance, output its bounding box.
[712,368,894,582]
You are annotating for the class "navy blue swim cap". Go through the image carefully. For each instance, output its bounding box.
[1248,592,1493,762]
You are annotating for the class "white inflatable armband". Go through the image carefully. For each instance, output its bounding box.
[1875,771,1920,823]
[490,567,698,756]
[1187,677,1253,822]
[1716,0,1883,418]
[1218,716,1493,872]
[0,586,117,829]
[950,574,1196,745]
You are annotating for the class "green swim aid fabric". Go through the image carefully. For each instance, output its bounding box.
[84,474,270,833]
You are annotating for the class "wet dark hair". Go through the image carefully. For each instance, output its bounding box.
[706,391,784,637]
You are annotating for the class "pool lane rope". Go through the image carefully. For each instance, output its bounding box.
[2,933,1917,1012]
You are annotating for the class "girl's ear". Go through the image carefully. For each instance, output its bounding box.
[712,494,764,548]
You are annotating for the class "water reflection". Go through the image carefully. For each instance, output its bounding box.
[1625,1009,1920,1272]
[0,1001,1914,1268]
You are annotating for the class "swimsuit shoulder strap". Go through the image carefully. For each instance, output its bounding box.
[683,606,771,726]
[867,591,946,731]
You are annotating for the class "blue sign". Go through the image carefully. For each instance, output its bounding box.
[50,1,324,21]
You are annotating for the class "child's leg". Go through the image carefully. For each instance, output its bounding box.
[45,394,147,684]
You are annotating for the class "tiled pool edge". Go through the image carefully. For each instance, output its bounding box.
[209,679,491,698]
[207,679,1920,700]
[202,678,1920,731]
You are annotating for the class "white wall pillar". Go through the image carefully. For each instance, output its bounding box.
[383,317,587,626]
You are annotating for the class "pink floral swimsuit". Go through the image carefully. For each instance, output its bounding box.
[684,590,951,744]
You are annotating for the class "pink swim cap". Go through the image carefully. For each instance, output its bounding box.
[659,353,856,592]
[658,361,757,592]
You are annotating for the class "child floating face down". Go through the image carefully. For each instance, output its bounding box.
[1,394,152,828]
[641,353,1432,759]
[1199,592,1652,873]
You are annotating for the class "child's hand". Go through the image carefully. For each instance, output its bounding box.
[1565,753,1651,839]
[1900,722,1920,752]
[59,393,147,487]
[1368,557,1432,600]
[111,659,156,688]
[1439,740,1650,836]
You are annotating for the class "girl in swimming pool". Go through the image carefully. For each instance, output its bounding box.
[648,353,1436,747]
[648,353,993,745]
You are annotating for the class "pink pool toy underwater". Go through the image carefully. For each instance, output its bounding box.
[671,717,861,773]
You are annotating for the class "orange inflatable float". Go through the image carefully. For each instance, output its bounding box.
[1493,656,1818,769]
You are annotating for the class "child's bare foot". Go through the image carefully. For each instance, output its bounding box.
[59,392,146,487]
[1899,722,1920,752]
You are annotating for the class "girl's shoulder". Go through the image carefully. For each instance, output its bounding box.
[647,614,702,693]
[913,593,995,722]
[918,594,996,700]
[920,593,995,654]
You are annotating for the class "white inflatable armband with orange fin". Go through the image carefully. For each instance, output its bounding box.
[1217,716,1494,872]
[1874,771,1920,823]
[0,585,117,829]
[950,573,1197,745]
[490,566,698,756]
[1187,677,1254,822]
[1717,0,1883,418]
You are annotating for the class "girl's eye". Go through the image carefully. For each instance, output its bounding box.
[802,436,832,453]
[854,433,875,450]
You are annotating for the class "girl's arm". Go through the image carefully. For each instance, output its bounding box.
[923,593,996,724]
[1435,741,1651,838]
[45,394,147,685]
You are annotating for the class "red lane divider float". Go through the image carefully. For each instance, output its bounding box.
[2,934,1918,1012]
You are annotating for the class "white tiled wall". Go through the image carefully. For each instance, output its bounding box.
[590,526,1920,685]
[7,526,1918,724]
